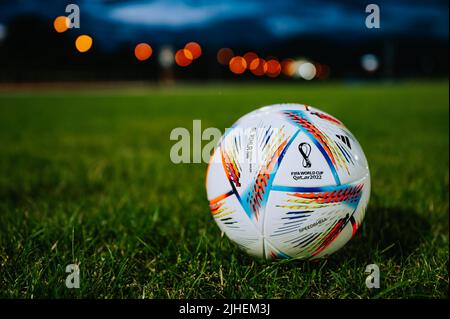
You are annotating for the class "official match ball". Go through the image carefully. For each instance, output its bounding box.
[205,103,370,260]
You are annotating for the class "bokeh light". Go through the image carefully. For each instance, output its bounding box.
[229,56,247,74]
[75,35,93,53]
[159,46,174,68]
[291,59,307,79]
[185,42,202,59]
[315,63,330,80]
[217,48,234,65]
[249,58,267,76]
[266,59,281,78]
[134,43,152,61]
[175,49,193,67]
[53,16,69,33]
[243,52,258,67]
[361,54,379,72]
[298,62,316,80]
[281,59,295,77]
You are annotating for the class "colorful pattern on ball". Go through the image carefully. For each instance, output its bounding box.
[206,104,370,260]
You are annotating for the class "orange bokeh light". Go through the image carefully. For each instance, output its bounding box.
[250,58,267,76]
[75,35,93,53]
[229,56,247,74]
[217,48,234,65]
[175,49,193,67]
[243,52,258,66]
[185,42,202,59]
[281,58,295,77]
[266,59,281,78]
[54,16,69,33]
[134,43,153,61]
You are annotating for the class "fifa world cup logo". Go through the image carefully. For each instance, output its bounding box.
[298,142,312,168]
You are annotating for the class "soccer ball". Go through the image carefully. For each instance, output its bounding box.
[206,104,370,260]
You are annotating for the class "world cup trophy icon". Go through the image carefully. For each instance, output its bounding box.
[298,142,312,168]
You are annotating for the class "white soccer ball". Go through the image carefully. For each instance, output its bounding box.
[206,103,370,260]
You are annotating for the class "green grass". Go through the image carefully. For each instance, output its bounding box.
[0,82,448,299]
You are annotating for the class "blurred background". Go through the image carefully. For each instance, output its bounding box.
[0,0,448,84]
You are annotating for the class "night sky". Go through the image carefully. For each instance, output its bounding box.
[0,0,448,51]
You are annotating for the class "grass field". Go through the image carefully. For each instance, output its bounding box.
[0,82,448,299]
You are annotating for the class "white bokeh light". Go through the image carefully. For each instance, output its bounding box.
[292,60,306,79]
[158,46,175,68]
[361,54,379,72]
[298,62,316,80]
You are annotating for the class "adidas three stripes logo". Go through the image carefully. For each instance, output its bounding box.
[336,134,351,149]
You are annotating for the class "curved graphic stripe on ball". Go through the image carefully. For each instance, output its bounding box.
[246,138,288,220]
[310,215,349,256]
[270,251,291,260]
[272,184,364,208]
[283,110,341,185]
[276,184,363,257]
[310,111,344,126]
[221,149,241,187]
[288,184,363,207]
[241,129,300,221]
[284,109,362,179]
[209,190,234,215]
[284,111,337,164]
